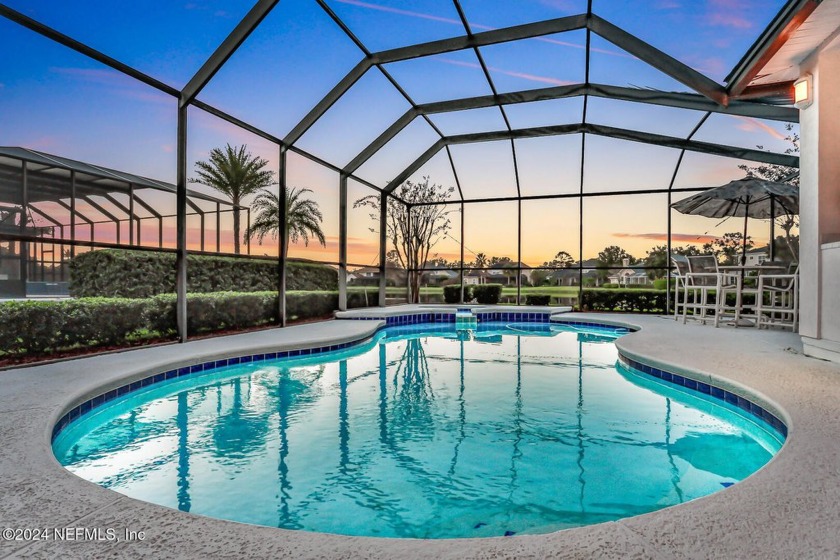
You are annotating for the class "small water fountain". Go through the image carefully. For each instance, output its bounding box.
[455,308,477,332]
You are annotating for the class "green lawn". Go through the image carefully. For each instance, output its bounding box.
[347,286,664,297]
[347,285,618,298]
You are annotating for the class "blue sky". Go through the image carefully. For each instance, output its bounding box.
[0,0,796,262]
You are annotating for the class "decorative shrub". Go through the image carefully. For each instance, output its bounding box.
[0,297,154,356]
[443,284,473,304]
[525,294,551,305]
[144,292,279,335]
[0,290,347,358]
[69,249,337,298]
[473,283,503,304]
[581,289,667,313]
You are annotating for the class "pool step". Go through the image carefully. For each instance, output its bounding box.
[455,309,477,329]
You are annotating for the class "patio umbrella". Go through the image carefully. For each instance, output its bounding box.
[670,177,799,263]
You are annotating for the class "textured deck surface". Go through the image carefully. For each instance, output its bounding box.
[1,310,839,559]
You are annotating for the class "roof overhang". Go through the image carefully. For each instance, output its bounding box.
[726,0,840,101]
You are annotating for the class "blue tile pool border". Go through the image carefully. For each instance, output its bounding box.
[617,354,787,439]
[54,312,567,441]
[51,314,786,445]
[51,331,386,443]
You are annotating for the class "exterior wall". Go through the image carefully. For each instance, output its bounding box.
[800,39,840,363]
[820,242,840,343]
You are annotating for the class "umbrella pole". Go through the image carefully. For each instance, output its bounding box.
[770,196,776,261]
[742,202,749,266]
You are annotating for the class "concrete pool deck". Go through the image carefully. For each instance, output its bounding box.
[1,309,839,559]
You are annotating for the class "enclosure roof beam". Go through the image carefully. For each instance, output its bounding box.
[284,15,587,147]
[81,195,121,223]
[418,82,798,121]
[344,83,796,177]
[384,140,447,193]
[445,123,799,165]
[191,99,284,145]
[0,5,179,98]
[373,14,589,64]
[383,123,798,193]
[290,11,743,155]
[55,200,93,224]
[131,193,163,219]
[588,15,727,105]
[27,205,63,228]
[180,0,279,107]
[101,194,132,217]
[185,198,204,215]
[344,109,418,173]
[283,59,372,146]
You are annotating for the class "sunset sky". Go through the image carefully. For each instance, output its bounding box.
[0,0,796,267]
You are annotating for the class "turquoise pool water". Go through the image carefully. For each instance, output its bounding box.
[53,322,782,539]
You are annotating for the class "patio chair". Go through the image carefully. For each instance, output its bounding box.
[671,257,690,320]
[756,263,799,331]
[683,254,726,325]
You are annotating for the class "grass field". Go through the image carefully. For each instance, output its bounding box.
[347,285,661,298]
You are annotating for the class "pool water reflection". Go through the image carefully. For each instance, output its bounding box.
[54,322,781,538]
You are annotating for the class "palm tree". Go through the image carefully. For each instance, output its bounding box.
[245,186,326,260]
[190,144,274,254]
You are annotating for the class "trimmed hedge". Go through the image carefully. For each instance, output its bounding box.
[581,289,667,313]
[69,249,337,298]
[144,292,278,335]
[0,290,372,358]
[473,284,503,304]
[525,294,551,306]
[0,298,150,355]
[443,284,474,304]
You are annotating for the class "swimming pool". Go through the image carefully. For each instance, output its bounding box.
[53,321,783,539]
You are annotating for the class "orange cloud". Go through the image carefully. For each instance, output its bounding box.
[733,116,787,141]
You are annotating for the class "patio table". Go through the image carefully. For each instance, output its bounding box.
[717,264,787,326]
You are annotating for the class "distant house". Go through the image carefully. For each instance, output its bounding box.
[347,265,406,285]
[464,263,530,286]
[607,258,651,286]
[543,258,601,286]
[743,246,769,266]
[419,266,459,286]
[607,269,650,286]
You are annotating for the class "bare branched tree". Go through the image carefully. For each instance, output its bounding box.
[738,123,800,260]
[354,177,455,303]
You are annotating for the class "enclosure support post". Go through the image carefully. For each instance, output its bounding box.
[216,202,221,253]
[769,196,776,262]
[517,198,522,306]
[339,174,348,311]
[459,202,465,304]
[246,207,251,256]
[176,103,189,343]
[406,204,412,304]
[70,170,77,258]
[278,147,288,327]
[128,183,134,246]
[20,161,28,288]
[378,191,387,307]
[666,190,672,315]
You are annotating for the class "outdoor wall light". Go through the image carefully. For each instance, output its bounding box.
[794,73,813,109]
